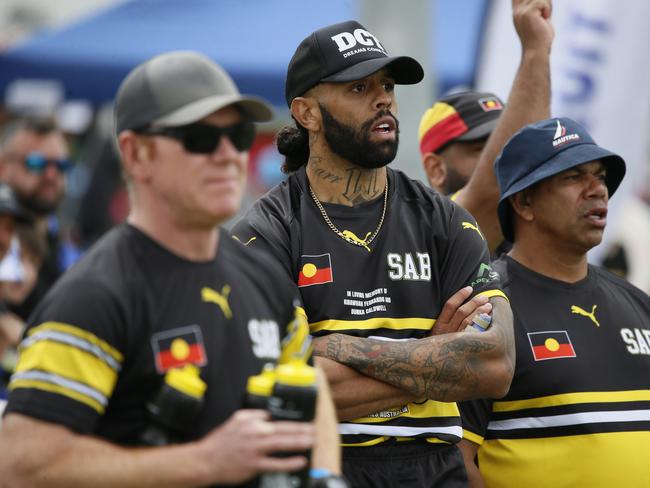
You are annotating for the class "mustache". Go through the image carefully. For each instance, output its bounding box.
[363,110,399,132]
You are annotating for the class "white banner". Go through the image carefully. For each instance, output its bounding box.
[476,0,650,261]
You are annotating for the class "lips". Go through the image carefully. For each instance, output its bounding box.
[583,205,608,228]
[372,116,396,133]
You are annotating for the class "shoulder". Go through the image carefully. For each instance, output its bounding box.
[236,175,299,231]
[590,264,650,302]
[390,168,462,222]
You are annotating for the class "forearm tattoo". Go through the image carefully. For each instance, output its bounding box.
[314,332,499,401]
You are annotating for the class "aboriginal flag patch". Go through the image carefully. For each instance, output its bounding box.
[527,331,576,361]
[478,96,503,112]
[152,325,207,373]
[298,253,333,287]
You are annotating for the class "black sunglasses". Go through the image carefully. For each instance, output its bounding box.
[24,152,73,173]
[137,122,256,154]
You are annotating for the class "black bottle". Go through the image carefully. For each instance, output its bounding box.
[245,363,276,409]
[141,364,207,446]
[261,360,318,488]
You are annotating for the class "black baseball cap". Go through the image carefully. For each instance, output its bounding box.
[115,51,273,134]
[285,20,424,106]
[496,117,626,242]
[418,91,504,155]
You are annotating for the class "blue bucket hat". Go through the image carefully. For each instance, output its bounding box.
[496,117,626,242]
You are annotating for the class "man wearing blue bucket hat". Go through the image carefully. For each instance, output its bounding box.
[458,117,650,488]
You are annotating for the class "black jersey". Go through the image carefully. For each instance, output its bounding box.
[232,167,506,446]
[7,225,309,450]
[460,255,650,488]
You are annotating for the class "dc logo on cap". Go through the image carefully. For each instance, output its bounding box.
[552,119,580,148]
[330,28,387,55]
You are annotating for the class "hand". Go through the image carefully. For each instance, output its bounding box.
[513,0,554,54]
[200,409,314,485]
[431,286,492,336]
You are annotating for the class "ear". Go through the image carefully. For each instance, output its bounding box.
[422,152,446,192]
[118,131,154,183]
[509,189,534,223]
[290,96,321,132]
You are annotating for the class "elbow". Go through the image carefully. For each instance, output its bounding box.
[485,360,514,398]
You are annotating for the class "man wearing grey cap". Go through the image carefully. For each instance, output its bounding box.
[458,117,650,488]
[233,20,514,487]
[0,51,341,487]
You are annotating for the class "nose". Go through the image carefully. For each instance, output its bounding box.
[586,174,608,200]
[373,86,392,111]
[213,134,241,159]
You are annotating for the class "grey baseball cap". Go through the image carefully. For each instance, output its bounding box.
[115,51,273,134]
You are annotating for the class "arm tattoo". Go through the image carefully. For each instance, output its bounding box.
[313,333,498,401]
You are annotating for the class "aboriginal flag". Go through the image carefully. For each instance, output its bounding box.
[478,96,503,112]
[528,331,576,361]
[298,253,333,287]
[152,325,207,373]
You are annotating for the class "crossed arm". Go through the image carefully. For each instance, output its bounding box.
[313,297,514,404]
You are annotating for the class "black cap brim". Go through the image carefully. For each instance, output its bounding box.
[321,56,424,85]
[455,118,499,143]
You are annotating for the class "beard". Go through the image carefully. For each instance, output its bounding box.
[319,104,399,169]
[17,190,62,217]
[443,164,469,195]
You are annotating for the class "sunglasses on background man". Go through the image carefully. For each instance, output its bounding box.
[136,122,256,154]
[23,153,73,174]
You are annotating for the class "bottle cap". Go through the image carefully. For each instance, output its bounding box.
[165,365,207,399]
[275,360,317,387]
[247,364,276,396]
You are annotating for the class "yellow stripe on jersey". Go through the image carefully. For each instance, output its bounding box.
[476,289,509,302]
[9,378,105,413]
[27,322,123,363]
[15,339,119,398]
[352,400,459,423]
[492,390,650,412]
[479,432,650,488]
[462,428,484,445]
[341,436,390,447]
[310,316,435,334]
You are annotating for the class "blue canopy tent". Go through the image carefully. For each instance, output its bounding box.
[0,0,486,108]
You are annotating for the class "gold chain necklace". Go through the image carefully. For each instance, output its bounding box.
[308,180,388,252]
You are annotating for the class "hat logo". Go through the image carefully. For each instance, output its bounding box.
[330,28,387,56]
[552,119,580,148]
[478,97,503,112]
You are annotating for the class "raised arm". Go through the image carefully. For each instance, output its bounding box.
[312,296,514,402]
[456,0,554,251]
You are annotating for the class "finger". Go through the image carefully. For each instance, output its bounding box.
[452,294,489,325]
[254,431,314,454]
[461,304,492,328]
[438,286,473,323]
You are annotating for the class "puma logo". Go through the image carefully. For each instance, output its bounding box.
[341,230,372,252]
[462,221,484,240]
[202,285,232,319]
[571,304,600,327]
[232,235,257,246]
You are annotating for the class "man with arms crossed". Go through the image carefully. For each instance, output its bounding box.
[233,20,514,487]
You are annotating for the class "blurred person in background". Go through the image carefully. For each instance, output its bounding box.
[0,183,32,401]
[418,0,553,256]
[459,117,650,488]
[418,90,503,197]
[0,117,81,320]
